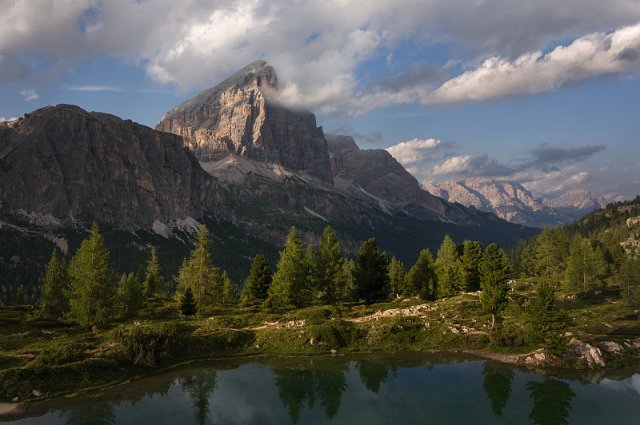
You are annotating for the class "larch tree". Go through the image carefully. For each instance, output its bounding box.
[353,238,390,304]
[143,247,163,297]
[180,287,197,318]
[37,249,69,319]
[479,243,512,329]
[564,234,606,292]
[461,241,483,292]
[314,226,346,304]
[66,223,115,326]
[241,253,273,305]
[269,227,310,310]
[118,272,144,318]
[435,235,463,297]
[221,271,235,304]
[176,226,221,309]
[406,249,438,300]
[388,256,407,298]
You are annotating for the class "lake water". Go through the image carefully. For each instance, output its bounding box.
[3,353,640,425]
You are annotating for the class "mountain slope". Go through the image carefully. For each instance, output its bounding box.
[543,190,607,220]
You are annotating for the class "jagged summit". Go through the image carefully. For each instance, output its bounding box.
[156,61,333,183]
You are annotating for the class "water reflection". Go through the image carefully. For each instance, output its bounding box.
[526,378,576,425]
[4,355,639,425]
[482,362,514,417]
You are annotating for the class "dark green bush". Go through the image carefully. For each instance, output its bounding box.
[113,322,181,366]
[287,306,339,325]
[308,320,359,348]
[490,323,527,348]
[34,343,86,366]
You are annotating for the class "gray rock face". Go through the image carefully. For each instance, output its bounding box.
[424,178,570,228]
[0,105,221,228]
[543,190,607,220]
[326,135,482,223]
[156,61,334,184]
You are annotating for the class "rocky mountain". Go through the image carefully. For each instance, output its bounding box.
[156,61,333,184]
[543,190,607,220]
[424,178,608,228]
[423,178,570,228]
[0,62,538,304]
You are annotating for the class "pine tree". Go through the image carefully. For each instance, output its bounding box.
[527,281,567,354]
[435,235,463,297]
[564,234,607,292]
[66,223,115,326]
[241,254,272,305]
[37,249,69,319]
[479,243,512,328]
[353,238,390,304]
[619,256,640,304]
[340,259,357,301]
[388,256,407,297]
[534,228,568,279]
[461,240,483,292]
[314,226,346,304]
[180,287,197,318]
[406,249,437,299]
[176,226,221,309]
[269,227,311,310]
[118,272,144,318]
[144,247,163,298]
[221,271,235,304]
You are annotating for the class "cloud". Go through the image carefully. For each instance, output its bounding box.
[19,89,39,101]
[523,144,607,171]
[0,116,18,122]
[67,85,121,92]
[426,22,640,105]
[431,155,472,176]
[1,1,640,113]
[386,138,450,166]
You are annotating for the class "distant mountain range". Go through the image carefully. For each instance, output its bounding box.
[424,178,607,228]
[0,61,536,301]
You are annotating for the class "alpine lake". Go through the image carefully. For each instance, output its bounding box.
[2,352,639,425]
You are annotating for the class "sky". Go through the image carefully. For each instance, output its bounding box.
[1,0,639,200]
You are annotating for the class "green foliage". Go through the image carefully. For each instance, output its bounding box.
[406,249,437,299]
[490,323,527,349]
[180,287,197,318]
[241,253,272,305]
[480,243,511,328]
[34,343,86,366]
[36,249,69,319]
[117,273,144,319]
[143,247,164,297]
[435,235,463,297]
[221,271,235,304]
[619,256,640,304]
[311,226,347,304]
[564,234,607,292]
[308,320,358,348]
[114,322,181,366]
[527,281,568,354]
[269,227,311,310]
[176,226,222,310]
[66,223,115,326]
[461,241,483,291]
[388,256,406,297]
[353,238,390,304]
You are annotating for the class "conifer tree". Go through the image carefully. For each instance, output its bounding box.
[180,287,197,318]
[620,256,640,304]
[176,226,221,309]
[461,241,483,292]
[479,243,512,328]
[118,272,144,318]
[388,257,407,297]
[406,249,438,299]
[527,281,567,353]
[37,249,69,319]
[353,238,390,304]
[221,271,235,304]
[144,247,163,297]
[67,223,115,326]
[435,235,463,297]
[340,259,357,301]
[314,226,346,304]
[531,228,569,279]
[564,234,606,292]
[269,227,310,310]
[241,254,272,305]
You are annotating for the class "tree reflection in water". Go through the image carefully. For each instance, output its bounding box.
[179,370,218,425]
[482,361,514,417]
[527,378,576,425]
[356,360,388,394]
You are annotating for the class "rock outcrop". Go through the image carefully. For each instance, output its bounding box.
[543,190,607,219]
[0,105,221,228]
[156,61,333,184]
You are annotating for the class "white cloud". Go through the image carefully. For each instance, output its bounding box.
[432,155,472,176]
[20,89,39,101]
[386,138,446,166]
[0,116,18,122]
[1,1,640,113]
[426,22,640,105]
[67,85,121,92]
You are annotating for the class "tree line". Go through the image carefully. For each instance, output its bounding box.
[35,223,514,327]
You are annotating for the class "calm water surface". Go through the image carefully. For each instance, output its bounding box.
[3,353,639,425]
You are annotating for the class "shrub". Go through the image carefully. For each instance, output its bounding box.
[308,320,358,348]
[490,323,527,348]
[34,343,86,366]
[113,322,181,366]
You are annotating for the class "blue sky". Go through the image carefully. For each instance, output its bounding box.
[1,0,639,199]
